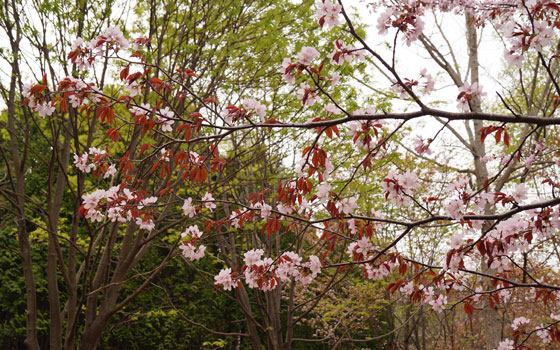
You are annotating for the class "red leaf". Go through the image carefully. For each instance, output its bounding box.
[67,49,79,62]
[151,161,160,172]
[120,66,129,80]
[202,96,217,104]
[464,301,474,316]
[494,128,502,144]
[30,84,47,95]
[399,262,407,275]
[59,98,67,113]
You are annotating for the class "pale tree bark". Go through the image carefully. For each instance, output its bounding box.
[464,13,502,350]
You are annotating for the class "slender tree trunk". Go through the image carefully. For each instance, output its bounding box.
[7,109,40,350]
[3,4,39,347]
[80,314,111,350]
[465,13,501,350]
[282,280,296,350]
[236,287,263,350]
[421,307,426,350]
[46,126,73,350]
[404,303,411,349]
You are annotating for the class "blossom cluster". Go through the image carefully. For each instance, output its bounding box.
[381,171,420,206]
[501,12,555,68]
[73,147,116,178]
[315,0,342,29]
[327,40,365,65]
[214,250,322,291]
[392,68,435,99]
[220,98,267,125]
[23,76,101,119]
[80,184,158,230]
[68,27,129,71]
[456,82,486,111]
[347,108,383,151]
[399,280,456,314]
[376,5,425,46]
[179,225,206,261]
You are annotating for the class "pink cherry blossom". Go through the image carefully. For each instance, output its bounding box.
[504,49,524,69]
[381,171,420,206]
[259,202,272,219]
[182,198,196,218]
[429,294,447,313]
[74,153,95,173]
[83,189,105,211]
[214,268,237,291]
[511,316,530,330]
[202,192,216,211]
[243,249,264,266]
[242,98,266,121]
[316,182,331,204]
[329,71,340,86]
[496,339,514,350]
[125,82,141,97]
[308,255,321,276]
[160,148,170,162]
[182,225,202,239]
[157,107,175,132]
[316,0,341,29]
[103,164,117,178]
[457,82,486,111]
[446,199,463,220]
[400,281,414,296]
[512,183,528,203]
[104,26,129,49]
[449,232,464,250]
[296,83,318,106]
[297,46,320,66]
[325,103,341,115]
[36,102,55,118]
[278,58,296,84]
[136,217,155,231]
[277,251,302,282]
[420,68,435,92]
[277,203,293,215]
[327,40,364,65]
[413,136,432,155]
[472,286,484,302]
[130,103,151,116]
[348,237,373,260]
[339,196,358,214]
[537,328,552,344]
[181,244,206,261]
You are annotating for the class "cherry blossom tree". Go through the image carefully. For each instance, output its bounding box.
[6,0,560,349]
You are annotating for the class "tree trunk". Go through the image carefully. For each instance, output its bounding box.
[465,12,501,350]
[236,287,263,350]
[4,6,39,347]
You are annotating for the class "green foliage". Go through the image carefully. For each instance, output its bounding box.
[0,211,51,348]
[99,247,249,349]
